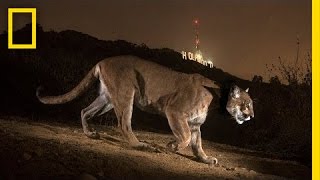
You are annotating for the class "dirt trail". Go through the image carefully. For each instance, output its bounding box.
[0,117,311,180]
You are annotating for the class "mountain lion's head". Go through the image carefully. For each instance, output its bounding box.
[226,85,254,124]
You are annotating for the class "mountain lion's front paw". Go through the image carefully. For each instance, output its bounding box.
[166,141,178,152]
[202,156,218,165]
[84,130,100,139]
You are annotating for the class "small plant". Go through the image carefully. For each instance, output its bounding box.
[257,37,312,165]
[266,37,311,86]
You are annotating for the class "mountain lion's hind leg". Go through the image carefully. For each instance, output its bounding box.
[113,90,143,147]
[81,95,113,139]
[190,117,218,165]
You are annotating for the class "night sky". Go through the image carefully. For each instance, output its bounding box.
[0,0,311,80]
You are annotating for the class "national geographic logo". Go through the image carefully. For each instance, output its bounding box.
[7,8,37,49]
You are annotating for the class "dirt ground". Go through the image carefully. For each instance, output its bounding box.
[0,116,311,180]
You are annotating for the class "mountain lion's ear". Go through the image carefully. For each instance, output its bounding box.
[231,85,240,98]
[245,88,249,93]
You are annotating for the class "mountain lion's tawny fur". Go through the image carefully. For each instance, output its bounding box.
[37,55,254,164]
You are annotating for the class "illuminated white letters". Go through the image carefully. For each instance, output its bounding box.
[188,52,194,60]
[182,51,187,60]
[181,51,213,68]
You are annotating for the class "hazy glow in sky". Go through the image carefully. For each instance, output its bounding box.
[0,0,311,80]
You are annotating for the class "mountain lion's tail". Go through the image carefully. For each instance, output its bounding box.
[36,66,99,104]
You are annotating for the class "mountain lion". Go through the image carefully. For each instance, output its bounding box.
[37,55,254,164]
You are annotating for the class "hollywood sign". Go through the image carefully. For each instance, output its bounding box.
[181,51,213,68]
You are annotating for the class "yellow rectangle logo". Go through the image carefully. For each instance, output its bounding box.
[8,8,36,49]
